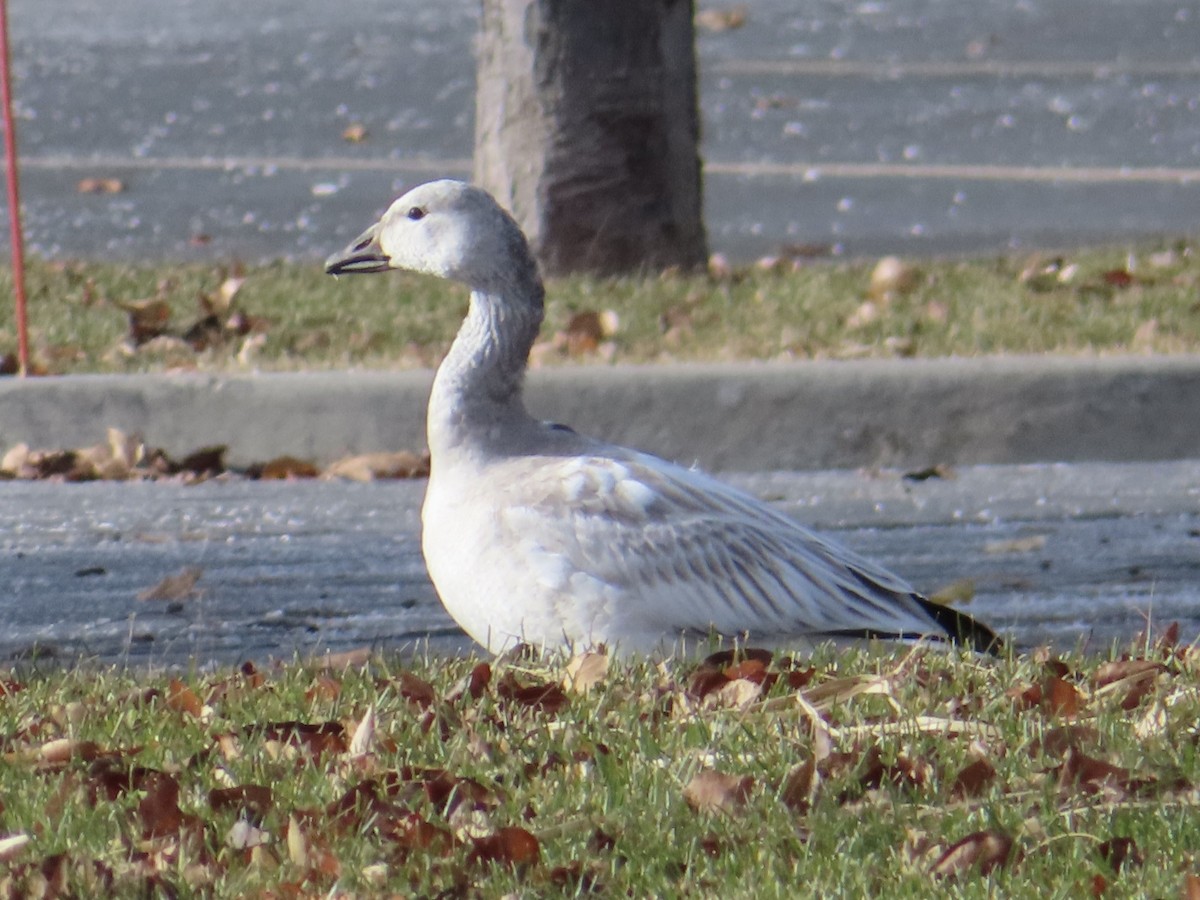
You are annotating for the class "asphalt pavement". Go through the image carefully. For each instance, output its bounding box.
[1,1,1199,667]
[3,461,1197,667]
[4,0,1199,261]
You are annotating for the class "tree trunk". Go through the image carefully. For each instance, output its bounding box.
[474,0,707,276]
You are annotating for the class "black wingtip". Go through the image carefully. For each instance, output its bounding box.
[913,596,1003,655]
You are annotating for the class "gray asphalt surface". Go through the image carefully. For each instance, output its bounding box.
[2,461,1198,667]
[5,0,1200,261]
[2,2,1198,669]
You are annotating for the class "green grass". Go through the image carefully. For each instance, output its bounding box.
[2,641,1198,896]
[1,239,1198,375]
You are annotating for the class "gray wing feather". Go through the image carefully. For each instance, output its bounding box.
[495,449,943,642]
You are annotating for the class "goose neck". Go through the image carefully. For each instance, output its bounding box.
[427,283,544,456]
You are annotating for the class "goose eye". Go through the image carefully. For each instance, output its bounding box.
[406,207,426,221]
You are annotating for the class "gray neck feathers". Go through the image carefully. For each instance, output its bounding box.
[427,270,545,457]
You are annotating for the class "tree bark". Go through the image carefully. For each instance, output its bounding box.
[474,0,707,276]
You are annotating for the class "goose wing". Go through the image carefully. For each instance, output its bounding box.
[495,449,952,644]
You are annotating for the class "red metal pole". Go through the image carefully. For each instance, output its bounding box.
[0,0,29,376]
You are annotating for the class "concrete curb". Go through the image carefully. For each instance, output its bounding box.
[1,355,1198,471]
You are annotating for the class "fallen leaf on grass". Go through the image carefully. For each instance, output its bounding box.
[138,773,185,838]
[347,704,376,757]
[928,830,1013,879]
[684,770,754,814]
[208,784,274,818]
[495,672,569,714]
[1097,836,1143,872]
[313,647,373,669]
[446,662,492,702]
[1054,747,1142,797]
[780,756,819,814]
[1102,268,1135,288]
[165,678,206,719]
[468,826,540,867]
[116,297,171,345]
[1044,676,1083,717]
[950,757,997,800]
[563,649,609,694]
[868,256,919,300]
[257,721,348,759]
[137,567,203,602]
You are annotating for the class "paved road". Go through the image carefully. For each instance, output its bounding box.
[3,461,1197,668]
[5,0,1199,261]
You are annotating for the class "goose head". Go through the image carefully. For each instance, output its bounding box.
[325,179,537,293]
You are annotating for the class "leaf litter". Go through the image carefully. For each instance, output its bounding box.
[2,628,1200,895]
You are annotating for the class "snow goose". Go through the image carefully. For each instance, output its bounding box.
[326,180,999,656]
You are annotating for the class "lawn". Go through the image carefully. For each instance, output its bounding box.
[1,635,1197,897]
[1,240,1198,376]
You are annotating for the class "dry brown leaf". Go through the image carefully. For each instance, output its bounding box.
[117,297,172,345]
[1043,676,1083,718]
[138,773,184,838]
[1093,659,1167,689]
[305,675,342,703]
[1055,747,1137,796]
[949,757,996,799]
[177,445,227,476]
[711,677,762,710]
[1098,836,1143,872]
[166,678,205,719]
[563,650,609,694]
[208,784,273,817]
[347,704,376,757]
[495,673,570,714]
[695,5,747,32]
[0,442,29,476]
[342,122,368,142]
[447,662,492,702]
[77,177,124,194]
[1102,268,1135,288]
[137,566,203,602]
[780,757,819,814]
[323,450,430,481]
[683,770,754,815]
[869,256,919,299]
[468,826,540,867]
[313,647,373,669]
[256,456,320,480]
[1183,873,1200,900]
[562,310,618,356]
[286,814,308,868]
[929,830,1013,879]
